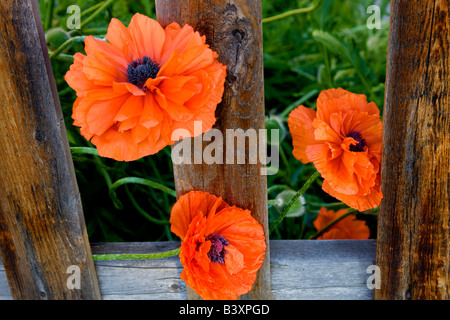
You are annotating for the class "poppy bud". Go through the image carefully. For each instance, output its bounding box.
[274,189,306,218]
[46,27,70,51]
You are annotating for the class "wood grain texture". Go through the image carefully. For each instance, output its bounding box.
[375,0,450,300]
[0,0,101,299]
[155,0,270,300]
[1,240,377,300]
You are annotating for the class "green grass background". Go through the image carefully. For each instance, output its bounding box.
[40,0,390,242]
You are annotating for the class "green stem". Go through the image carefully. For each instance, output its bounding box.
[149,158,170,213]
[71,148,127,197]
[48,51,74,63]
[262,0,322,24]
[124,185,169,225]
[270,171,321,235]
[77,27,108,35]
[356,71,377,105]
[321,44,334,88]
[299,214,307,239]
[45,0,55,30]
[58,86,75,96]
[307,201,345,208]
[280,89,319,119]
[49,36,85,60]
[278,143,291,181]
[267,184,290,195]
[70,147,99,156]
[141,0,153,17]
[309,208,358,239]
[93,156,113,189]
[111,177,177,198]
[81,1,106,17]
[80,0,114,29]
[93,248,180,261]
[109,177,176,209]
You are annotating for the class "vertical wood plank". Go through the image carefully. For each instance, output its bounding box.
[156,0,271,299]
[376,0,449,299]
[0,0,101,299]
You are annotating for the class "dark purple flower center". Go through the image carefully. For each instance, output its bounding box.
[346,131,366,152]
[127,56,160,88]
[206,234,229,264]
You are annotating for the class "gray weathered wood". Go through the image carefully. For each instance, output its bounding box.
[0,261,11,300]
[1,240,376,300]
[0,0,100,300]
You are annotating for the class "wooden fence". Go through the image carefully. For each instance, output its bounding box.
[0,0,448,300]
[1,240,376,300]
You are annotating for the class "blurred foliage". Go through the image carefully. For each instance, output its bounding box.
[39,0,389,242]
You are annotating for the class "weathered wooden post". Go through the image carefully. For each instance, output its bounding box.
[0,0,101,299]
[376,0,449,299]
[156,0,271,299]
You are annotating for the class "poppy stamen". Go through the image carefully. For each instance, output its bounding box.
[347,131,366,152]
[127,56,160,89]
[206,234,229,264]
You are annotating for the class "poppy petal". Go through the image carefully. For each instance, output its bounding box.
[127,13,165,63]
[64,53,103,97]
[289,88,383,211]
[67,14,226,162]
[106,18,138,62]
[113,82,146,96]
[170,191,228,240]
[83,36,128,85]
[322,180,383,212]
[160,23,205,65]
[85,94,129,135]
[287,105,317,163]
[114,95,144,121]
[225,245,244,275]
[171,191,266,300]
[140,94,164,128]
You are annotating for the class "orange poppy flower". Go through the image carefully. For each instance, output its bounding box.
[65,13,227,161]
[287,88,383,211]
[170,191,266,300]
[313,207,370,240]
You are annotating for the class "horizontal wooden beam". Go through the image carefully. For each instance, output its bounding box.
[1,240,376,300]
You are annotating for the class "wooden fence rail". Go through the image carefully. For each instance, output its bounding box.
[1,240,377,300]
